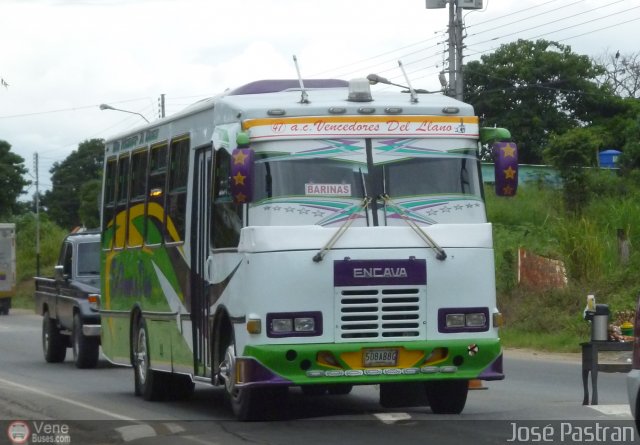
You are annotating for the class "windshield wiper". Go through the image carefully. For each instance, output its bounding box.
[312,196,371,263]
[380,193,447,261]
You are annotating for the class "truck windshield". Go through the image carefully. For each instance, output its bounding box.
[77,241,100,276]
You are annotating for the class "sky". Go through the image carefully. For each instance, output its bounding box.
[1,0,639,198]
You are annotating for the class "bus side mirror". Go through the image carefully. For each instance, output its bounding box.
[230,147,254,204]
[493,142,518,197]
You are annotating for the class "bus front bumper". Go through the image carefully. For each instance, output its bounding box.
[234,338,504,388]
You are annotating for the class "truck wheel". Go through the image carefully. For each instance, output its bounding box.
[0,298,10,315]
[72,313,99,369]
[42,312,66,363]
[132,317,165,401]
[425,380,468,414]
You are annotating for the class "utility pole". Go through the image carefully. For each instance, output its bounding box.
[33,153,40,276]
[447,0,456,98]
[427,0,482,100]
[158,94,166,119]
[454,3,464,101]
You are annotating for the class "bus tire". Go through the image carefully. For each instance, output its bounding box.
[42,311,67,363]
[425,380,468,414]
[328,384,353,395]
[221,342,287,421]
[132,317,164,401]
[380,382,428,408]
[166,374,195,400]
[301,385,328,396]
[72,313,99,369]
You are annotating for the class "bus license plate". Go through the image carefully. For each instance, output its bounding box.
[363,349,399,367]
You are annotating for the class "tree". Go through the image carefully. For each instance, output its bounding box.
[42,139,104,230]
[464,39,614,164]
[595,50,640,99]
[78,179,102,229]
[543,127,603,214]
[0,140,29,219]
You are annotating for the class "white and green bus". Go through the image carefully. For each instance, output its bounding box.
[100,78,517,420]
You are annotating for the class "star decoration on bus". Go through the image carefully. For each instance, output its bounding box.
[235,192,247,203]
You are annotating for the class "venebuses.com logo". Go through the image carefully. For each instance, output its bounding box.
[7,421,30,444]
[6,420,72,444]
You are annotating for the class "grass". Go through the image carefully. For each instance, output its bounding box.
[488,170,640,351]
[8,213,67,310]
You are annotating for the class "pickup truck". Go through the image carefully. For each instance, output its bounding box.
[34,231,101,368]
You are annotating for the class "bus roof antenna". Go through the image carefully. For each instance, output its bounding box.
[398,60,418,103]
[292,55,310,104]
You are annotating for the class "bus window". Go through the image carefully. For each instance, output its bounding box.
[128,149,148,247]
[166,137,190,243]
[102,158,117,249]
[114,155,130,249]
[211,149,242,249]
[145,143,168,245]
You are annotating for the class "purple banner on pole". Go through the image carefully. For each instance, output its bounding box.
[334,259,427,287]
[230,148,254,204]
[493,142,518,197]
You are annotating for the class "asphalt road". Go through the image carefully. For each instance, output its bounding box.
[0,309,636,445]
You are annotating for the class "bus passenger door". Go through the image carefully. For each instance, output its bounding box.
[190,145,212,378]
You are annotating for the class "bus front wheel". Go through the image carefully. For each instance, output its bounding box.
[221,343,286,421]
[132,317,164,401]
[425,380,469,414]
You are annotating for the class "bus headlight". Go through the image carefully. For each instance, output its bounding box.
[294,317,315,332]
[271,318,293,333]
[465,312,487,328]
[439,308,489,332]
[267,312,323,337]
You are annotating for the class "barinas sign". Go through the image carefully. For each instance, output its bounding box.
[334,259,426,287]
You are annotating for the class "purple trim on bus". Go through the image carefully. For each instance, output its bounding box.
[437,307,490,333]
[334,259,427,287]
[236,358,292,387]
[228,79,349,96]
[478,353,505,381]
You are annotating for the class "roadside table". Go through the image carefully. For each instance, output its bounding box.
[581,341,632,405]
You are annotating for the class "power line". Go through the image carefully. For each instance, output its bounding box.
[466,0,592,38]
[466,1,633,50]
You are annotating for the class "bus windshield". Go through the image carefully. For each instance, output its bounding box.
[250,138,484,226]
[253,156,482,200]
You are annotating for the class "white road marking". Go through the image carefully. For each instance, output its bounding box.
[0,376,136,421]
[116,424,157,442]
[586,404,632,417]
[373,412,413,424]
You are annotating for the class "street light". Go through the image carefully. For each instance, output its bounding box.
[99,103,150,123]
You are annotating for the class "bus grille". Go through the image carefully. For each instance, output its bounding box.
[336,287,426,341]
